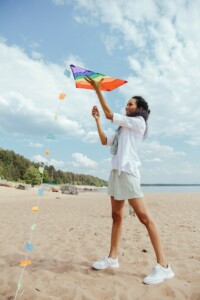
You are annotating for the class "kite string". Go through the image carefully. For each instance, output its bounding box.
[13,68,69,300]
[45,80,67,158]
[13,171,44,300]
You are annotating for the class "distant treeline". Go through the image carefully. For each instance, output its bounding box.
[0,148,107,187]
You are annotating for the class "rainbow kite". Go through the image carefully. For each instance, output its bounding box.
[70,65,127,91]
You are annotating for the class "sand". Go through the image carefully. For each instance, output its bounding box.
[0,186,200,300]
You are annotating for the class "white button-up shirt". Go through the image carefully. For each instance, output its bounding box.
[107,113,146,178]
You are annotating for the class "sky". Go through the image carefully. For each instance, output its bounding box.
[0,0,200,183]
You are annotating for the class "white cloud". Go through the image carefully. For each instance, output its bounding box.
[72,152,97,167]
[140,141,186,159]
[0,40,97,138]
[71,0,147,47]
[139,140,200,183]
[49,158,67,169]
[82,127,115,144]
[29,142,43,148]
[31,153,111,179]
[101,34,119,55]
[66,0,200,143]
[186,137,200,147]
[32,154,48,164]
[102,157,111,163]
[32,154,66,169]
[127,57,141,72]
[82,131,99,143]
[144,157,162,163]
[141,160,200,184]
[63,54,85,69]
[0,90,85,137]
[31,51,43,60]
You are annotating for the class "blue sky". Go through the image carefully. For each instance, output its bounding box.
[0,0,200,183]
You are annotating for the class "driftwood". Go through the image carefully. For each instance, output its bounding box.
[83,187,95,192]
[0,182,11,187]
[17,184,26,190]
[0,181,29,189]
[61,185,78,195]
[0,182,16,188]
[51,187,59,192]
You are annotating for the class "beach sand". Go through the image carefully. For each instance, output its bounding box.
[0,186,200,300]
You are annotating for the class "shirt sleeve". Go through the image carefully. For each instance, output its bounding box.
[112,113,146,133]
[106,134,115,146]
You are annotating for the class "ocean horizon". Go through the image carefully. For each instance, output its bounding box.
[141,185,200,193]
[97,184,200,193]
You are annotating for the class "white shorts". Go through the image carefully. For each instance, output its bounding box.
[107,170,144,201]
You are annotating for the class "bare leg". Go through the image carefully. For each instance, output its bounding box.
[108,197,125,259]
[129,197,167,267]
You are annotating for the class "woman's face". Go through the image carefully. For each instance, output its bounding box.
[125,98,138,116]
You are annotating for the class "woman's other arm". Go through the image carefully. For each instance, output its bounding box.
[92,106,107,145]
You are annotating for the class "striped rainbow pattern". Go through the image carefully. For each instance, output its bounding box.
[70,64,127,91]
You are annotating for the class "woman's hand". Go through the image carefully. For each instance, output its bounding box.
[85,76,103,91]
[87,76,113,120]
[92,106,100,120]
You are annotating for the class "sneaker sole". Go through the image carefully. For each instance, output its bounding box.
[92,264,119,270]
[143,273,175,285]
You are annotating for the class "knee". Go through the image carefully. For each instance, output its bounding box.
[112,211,123,223]
[138,213,153,227]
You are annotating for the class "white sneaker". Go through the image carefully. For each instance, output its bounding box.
[92,256,119,270]
[143,263,175,285]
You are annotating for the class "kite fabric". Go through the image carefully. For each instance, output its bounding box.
[70,64,127,91]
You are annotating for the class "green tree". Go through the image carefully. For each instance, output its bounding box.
[43,169,49,183]
[0,148,108,186]
[0,161,5,179]
[24,166,41,185]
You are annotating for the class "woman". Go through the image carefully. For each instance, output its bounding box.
[86,76,174,285]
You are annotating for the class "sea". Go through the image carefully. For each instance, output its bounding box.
[141,185,200,193]
[97,185,200,193]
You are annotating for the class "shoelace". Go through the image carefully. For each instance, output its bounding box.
[101,256,108,262]
[150,266,159,275]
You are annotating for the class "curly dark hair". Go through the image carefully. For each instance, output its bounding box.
[131,96,151,122]
[125,96,150,137]
[117,96,150,136]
